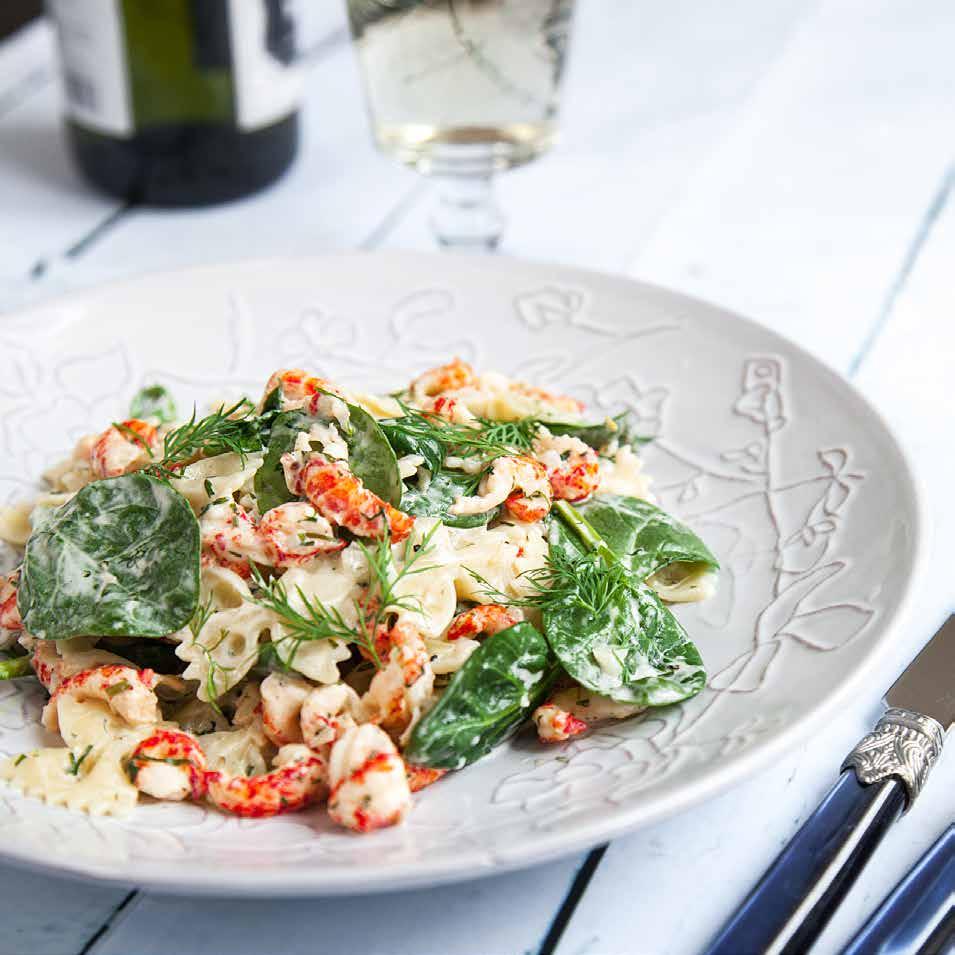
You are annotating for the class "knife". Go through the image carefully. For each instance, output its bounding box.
[703,614,954,955]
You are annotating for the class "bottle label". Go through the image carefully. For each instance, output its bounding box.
[48,0,133,136]
[228,0,302,132]
[49,0,301,137]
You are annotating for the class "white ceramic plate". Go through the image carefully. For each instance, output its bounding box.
[0,253,924,895]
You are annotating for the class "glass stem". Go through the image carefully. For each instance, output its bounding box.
[429,173,505,251]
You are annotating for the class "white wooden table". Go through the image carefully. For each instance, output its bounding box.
[1,4,953,953]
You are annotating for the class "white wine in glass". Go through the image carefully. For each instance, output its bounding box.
[347,0,575,248]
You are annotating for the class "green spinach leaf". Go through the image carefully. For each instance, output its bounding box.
[129,384,177,423]
[400,469,499,528]
[260,387,283,415]
[252,410,309,514]
[344,403,403,507]
[379,415,445,475]
[253,404,402,515]
[570,494,718,581]
[404,621,557,769]
[18,473,200,640]
[541,505,706,707]
[543,565,705,707]
[548,411,650,452]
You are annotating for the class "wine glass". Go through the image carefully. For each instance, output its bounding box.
[346,0,575,250]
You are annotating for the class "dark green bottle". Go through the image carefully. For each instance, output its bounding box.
[48,0,301,205]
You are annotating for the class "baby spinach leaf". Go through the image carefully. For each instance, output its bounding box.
[379,415,445,475]
[253,404,402,515]
[543,572,705,707]
[260,387,283,415]
[570,494,718,581]
[18,473,200,640]
[129,384,177,423]
[400,469,499,528]
[253,410,310,514]
[404,621,557,769]
[548,411,650,452]
[344,403,403,507]
[541,504,707,707]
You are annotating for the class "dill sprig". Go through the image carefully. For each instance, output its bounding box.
[392,402,542,460]
[186,597,233,715]
[355,521,440,628]
[189,597,215,640]
[251,523,441,671]
[112,421,155,456]
[252,572,378,667]
[66,744,94,776]
[149,399,260,477]
[466,544,628,617]
[196,629,238,715]
[472,417,541,454]
[467,501,630,615]
[546,548,630,615]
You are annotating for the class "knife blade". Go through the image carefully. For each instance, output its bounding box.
[886,615,955,727]
[703,615,953,955]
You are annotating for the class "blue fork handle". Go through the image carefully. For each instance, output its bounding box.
[702,772,906,955]
[841,824,955,955]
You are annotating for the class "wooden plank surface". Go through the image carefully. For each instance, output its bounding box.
[555,183,955,955]
[0,868,129,955]
[554,4,955,950]
[0,22,120,302]
[0,9,369,309]
[631,0,955,368]
[86,861,586,955]
[0,2,952,953]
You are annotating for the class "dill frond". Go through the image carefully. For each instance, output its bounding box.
[67,744,93,776]
[186,598,234,715]
[473,416,540,453]
[252,571,375,668]
[149,399,260,477]
[250,522,441,671]
[112,421,155,456]
[189,597,215,640]
[390,403,542,461]
[467,500,631,615]
[466,545,629,617]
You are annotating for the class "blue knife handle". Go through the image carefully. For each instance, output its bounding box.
[841,824,955,955]
[703,772,906,955]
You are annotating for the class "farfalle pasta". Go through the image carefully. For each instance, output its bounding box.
[0,360,717,832]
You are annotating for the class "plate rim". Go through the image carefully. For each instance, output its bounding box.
[0,251,930,895]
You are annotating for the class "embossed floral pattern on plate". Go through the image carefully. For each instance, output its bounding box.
[0,253,924,895]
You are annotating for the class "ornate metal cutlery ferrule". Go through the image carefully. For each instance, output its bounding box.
[842,707,945,805]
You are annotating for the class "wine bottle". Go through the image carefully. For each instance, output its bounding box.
[48,0,301,206]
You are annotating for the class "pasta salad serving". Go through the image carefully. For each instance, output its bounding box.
[0,360,718,833]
